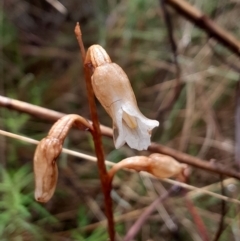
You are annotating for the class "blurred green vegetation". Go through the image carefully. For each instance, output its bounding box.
[1,0,240,240]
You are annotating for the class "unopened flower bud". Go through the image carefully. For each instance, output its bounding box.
[33,114,91,202]
[148,153,187,179]
[107,153,187,183]
[34,137,61,202]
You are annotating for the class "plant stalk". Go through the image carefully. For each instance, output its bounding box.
[75,23,115,241]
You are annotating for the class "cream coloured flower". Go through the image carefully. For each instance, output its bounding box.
[86,45,159,150]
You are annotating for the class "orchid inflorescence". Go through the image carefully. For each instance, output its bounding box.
[33,45,183,203]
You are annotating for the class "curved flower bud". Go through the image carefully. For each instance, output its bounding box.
[86,45,159,151]
[107,153,188,184]
[34,137,61,202]
[148,153,187,179]
[34,114,92,202]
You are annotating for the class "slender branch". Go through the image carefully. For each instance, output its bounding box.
[235,81,240,169]
[74,24,115,241]
[213,176,227,241]
[149,143,240,179]
[184,173,209,241]
[0,95,240,180]
[185,198,209,241]
[158,0,183,116]
[0,95,113,137]
[165,0,240,57]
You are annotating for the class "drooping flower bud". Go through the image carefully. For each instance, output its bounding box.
[34,137,61,202]
[107,153,187,183]
[33,114,92,202]
[148,153,187,179]
[85,45,159,151]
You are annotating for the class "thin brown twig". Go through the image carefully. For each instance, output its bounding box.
[185,198,209,241]
[183,170,209,241]
[213,175,227,241]
[157,0,183,117]
[0,95,113,137]
[0,95,240,179]
[165,0,240,58]
[235,81,240,169]
[74,23,115,241]
[149,143,240,179]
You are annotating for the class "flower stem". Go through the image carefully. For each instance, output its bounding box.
[75,23,115,241]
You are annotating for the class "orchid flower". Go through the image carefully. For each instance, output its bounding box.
[85,45,159,150]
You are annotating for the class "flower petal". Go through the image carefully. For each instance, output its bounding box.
[122,102,159,150]
[109,101,159,150]
[92,63,137,110]
[109,100,125,149]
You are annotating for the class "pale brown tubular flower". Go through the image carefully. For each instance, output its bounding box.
[108,154,188,184]
[85,45,159,151]
[34,114,92,202]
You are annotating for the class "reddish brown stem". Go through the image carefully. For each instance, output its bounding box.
[75,24,115,241]
[75,23,86,62]
[157,0,183,116]
[185,198,209,241]
[84,64,115,240]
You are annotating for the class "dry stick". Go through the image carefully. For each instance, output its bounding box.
[213,176,227,241]
[185,198,209,241]
[183,171,209,241]
[74,23,115,241]
[1,95,240,180]
[157,0,183,116]
[236,82,240,169]
[0,96,64,122]
[165,0,240,57]
[0,95,113,137]
[149,143,240,179]
[123,185,178,241]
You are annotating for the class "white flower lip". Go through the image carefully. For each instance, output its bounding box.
[90,45,159,151]
[110,100,159,150]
